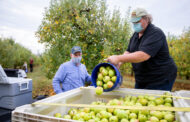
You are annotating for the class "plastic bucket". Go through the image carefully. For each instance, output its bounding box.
[91,63,123,92]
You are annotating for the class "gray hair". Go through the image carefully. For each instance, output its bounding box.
[142,14,153,24]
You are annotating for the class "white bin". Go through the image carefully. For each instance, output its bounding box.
[11,87,183,122]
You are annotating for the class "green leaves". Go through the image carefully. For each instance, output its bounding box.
[0,37,37,68]
[36,0,132,78]
[168,27,190,79]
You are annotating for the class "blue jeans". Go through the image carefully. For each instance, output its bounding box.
[135,71,177,91]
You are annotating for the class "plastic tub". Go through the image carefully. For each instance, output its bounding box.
[91,63,122,92]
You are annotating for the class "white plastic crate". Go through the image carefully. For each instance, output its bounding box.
[12,87,180,122]
[173,90,190,122]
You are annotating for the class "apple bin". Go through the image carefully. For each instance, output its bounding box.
[91,63,123,92]
[12,87,190,122]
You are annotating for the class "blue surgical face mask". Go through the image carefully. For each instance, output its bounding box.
[133,22,143,33]
[72,56,82,64]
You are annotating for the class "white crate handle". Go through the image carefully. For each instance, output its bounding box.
[19,81,29,91]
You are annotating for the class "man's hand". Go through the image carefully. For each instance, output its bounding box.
[106,55,120,66]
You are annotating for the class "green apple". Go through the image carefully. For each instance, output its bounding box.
[73,113,81,120]
[164,113,174,122]
[129,113,137,119]
[103,76,110,83]
[107,81,114,88]
[150,116,159,122]
[131,96,137,102]
[111,76,117,82]
[138,114,147,122]
[107,112,112,118]
[165,97,173,104]
[139,110,149,115]
[89,111,95,116]
[68,108,77,117]
[135,102,142,106]
[147,101,156,106]
[103,84,108,89]
[148,96,156,101]
[78,118,84,121]
[113,109,120,115]
[79,112,85,118]
[96,87,103,95]
[98,73,103,81]
[109,116,119,122]
[138,95,144,99]
[130,109,139,114]
[153,111,163,120]
[83,113,91,121]
[164,92,172,96]
[108,69,115,77]
[63,114,71,119]
[97,80,103,86]
[107,107,114,113]
[99,66,106,72]
[139,98,148,106]
[102,69,108,76]
[164,102,172,107]
[96,112,102,118]
[155,98,164,105]
[106,66,112,71]
[100,111,109,118]
[116,109,128,119]
[54,113,62,118]
[84,107,90,113]
[124,95,131,102]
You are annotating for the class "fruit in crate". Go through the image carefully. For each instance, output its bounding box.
[54,113,62,118]
[95,86,103,95]
[55,92,175,122]
[96,66,116,91]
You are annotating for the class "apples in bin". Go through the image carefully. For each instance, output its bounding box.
[96,66,117,93]
[54,92,176,122]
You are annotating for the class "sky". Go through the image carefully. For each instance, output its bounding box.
[0,0,190,55]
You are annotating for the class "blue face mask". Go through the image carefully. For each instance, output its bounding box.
[133,23,143,33]
[72,56,82,64]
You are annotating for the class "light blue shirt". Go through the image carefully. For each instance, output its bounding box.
[52,60,91,94]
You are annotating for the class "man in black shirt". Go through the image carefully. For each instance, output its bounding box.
[106,8,177,91]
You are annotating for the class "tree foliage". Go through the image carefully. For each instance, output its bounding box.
[36,0,132,78]
[0,37,38,69]
[168,27,190,79]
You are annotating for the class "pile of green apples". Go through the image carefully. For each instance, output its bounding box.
[96,66,117,90]
[54,92,176,122]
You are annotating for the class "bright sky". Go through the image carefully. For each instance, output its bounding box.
[0,0,190,54]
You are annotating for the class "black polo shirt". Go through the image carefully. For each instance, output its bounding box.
[127,24,177,87]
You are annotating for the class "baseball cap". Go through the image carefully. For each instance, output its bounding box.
[71,46,82,54]
[130,8,148,23]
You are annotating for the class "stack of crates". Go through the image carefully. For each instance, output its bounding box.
[11,87,190,122]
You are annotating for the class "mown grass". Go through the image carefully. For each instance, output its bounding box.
[28,66,190,98]
[27,66,54,98]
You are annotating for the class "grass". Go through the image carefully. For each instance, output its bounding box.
[27,66,190,98]
[27,66,54,98]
